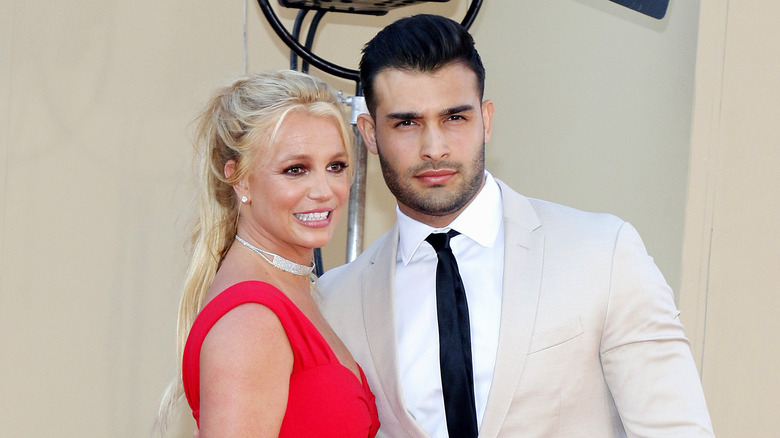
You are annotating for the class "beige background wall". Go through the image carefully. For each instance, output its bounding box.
[1,0,775,436]
[680,1,780,435]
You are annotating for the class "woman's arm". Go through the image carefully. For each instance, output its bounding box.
[198,303,294,437]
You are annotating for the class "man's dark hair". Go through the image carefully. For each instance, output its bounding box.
[359,14,486,116]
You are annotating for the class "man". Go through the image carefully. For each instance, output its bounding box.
[317,14,713,438]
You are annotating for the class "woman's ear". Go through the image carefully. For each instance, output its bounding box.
[224,159,237,179]
[225,160,248,201]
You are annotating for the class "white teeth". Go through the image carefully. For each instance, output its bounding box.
[295,211,329,222]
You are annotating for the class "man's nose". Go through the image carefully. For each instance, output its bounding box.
[420,125,449,162]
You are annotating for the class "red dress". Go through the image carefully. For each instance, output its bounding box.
[183,281,380,437]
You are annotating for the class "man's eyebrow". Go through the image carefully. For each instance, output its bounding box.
[440,105,475,116]
[385,105,475,121]
[385,111,422,121]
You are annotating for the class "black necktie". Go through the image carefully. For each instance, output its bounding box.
[426,230,478,438]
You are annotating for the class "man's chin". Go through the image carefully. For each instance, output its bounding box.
[409,198,466,217]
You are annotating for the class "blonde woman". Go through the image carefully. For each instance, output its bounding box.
[159,71,379,437]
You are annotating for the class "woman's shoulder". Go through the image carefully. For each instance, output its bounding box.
[186,281,293,355]
[182,281,295,425]
[200,293,290,357]
[200,279,292,317]
[206,280,285,306]
[195,284,294,434]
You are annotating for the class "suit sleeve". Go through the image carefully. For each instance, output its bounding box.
[600,222,714,437]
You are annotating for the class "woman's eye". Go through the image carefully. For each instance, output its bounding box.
[328,162,348,173]
[285,165,305,175]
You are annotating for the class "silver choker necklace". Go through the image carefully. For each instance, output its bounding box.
[235,235,315,277]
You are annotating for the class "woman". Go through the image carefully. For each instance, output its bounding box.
[158,71,379,437]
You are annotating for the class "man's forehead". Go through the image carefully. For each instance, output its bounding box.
[372,65,481,112]
[374,63,477,83]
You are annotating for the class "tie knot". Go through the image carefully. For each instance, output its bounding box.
[426,229,460,252]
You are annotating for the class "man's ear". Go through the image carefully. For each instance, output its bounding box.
[356,113,378,155]
[224,160,248,199]
[481,100,495,143]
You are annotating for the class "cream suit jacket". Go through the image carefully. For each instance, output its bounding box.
[317,180,713,437]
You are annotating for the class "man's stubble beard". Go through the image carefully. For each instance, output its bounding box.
[376,142,486,217]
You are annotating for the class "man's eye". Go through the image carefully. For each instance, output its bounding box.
[396,120,416,127]
[448,115,466,121]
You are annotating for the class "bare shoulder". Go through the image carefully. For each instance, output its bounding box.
[199,303,293,436]
[201,302,291,360]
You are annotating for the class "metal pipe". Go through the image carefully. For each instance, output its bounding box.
[257,0,483,81]
[346,126,367,262]
[302,10,327,73]
[256,0,360,81]
[344,92,368,262]
[461,0,483,29]
[290,10,308,70]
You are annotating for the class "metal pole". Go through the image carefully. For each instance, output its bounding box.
[344,93,368,262]
[346,126,367,262]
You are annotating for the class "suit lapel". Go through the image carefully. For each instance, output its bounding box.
[480,181,544,437]
[361,226,430,437]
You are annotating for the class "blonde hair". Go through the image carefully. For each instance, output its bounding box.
[156,70,353,434]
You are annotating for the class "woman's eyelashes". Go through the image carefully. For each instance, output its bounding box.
[328,161,348,173]
[282,161,348,176]
[284,164,306,175]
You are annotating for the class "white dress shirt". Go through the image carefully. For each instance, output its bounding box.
[394,171,504,438]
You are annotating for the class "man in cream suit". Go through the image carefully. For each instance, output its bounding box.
[317,15,713,438]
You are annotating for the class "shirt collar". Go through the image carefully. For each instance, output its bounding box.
[397,171,503,265]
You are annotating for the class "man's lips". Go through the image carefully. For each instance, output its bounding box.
[416,169,456,185]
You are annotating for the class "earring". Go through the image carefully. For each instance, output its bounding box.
[241,195,248,204]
